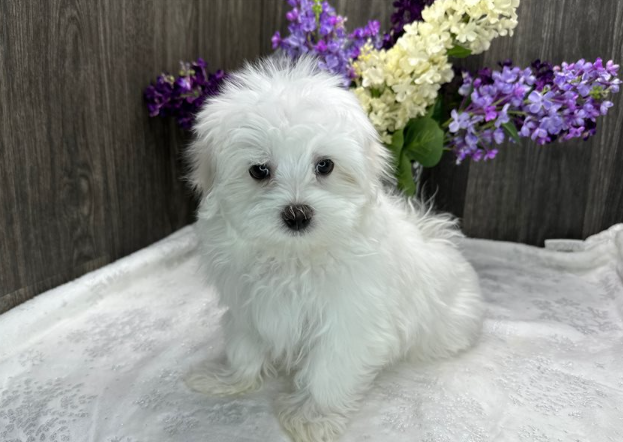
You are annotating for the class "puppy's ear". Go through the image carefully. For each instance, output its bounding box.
[349,97,393,190]
[186,138,214,197]
[365,138,393,185]
[185,109,219,197]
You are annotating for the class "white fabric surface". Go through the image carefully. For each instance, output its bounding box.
[1,224,622,442]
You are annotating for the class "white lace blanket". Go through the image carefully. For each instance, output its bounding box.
[1,225,622,442]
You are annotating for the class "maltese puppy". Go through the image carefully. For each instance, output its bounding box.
[185,56,484,442]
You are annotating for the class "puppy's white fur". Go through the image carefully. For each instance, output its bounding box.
[185,56,484,442]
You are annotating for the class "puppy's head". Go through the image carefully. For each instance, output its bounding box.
[188,56,390,247]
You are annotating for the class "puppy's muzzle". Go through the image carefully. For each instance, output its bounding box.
[282,204,314,232]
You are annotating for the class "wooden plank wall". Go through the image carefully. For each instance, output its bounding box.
[0,0,261,312]
[423,0,623,245]
[1,0,622,312]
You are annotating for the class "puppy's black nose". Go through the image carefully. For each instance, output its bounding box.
[282,204,314,231]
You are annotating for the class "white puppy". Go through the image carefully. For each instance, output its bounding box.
[185,56,484,442]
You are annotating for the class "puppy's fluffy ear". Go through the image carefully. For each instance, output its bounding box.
[344,91,393,191]
[185,107,219,197]
[356,111,393,191]
[366,138,393,186]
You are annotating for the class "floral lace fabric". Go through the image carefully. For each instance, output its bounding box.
[1,224,622,442]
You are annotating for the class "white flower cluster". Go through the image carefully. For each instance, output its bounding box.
[353,0,520,143]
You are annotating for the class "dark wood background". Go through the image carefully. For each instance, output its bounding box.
[1,0,622,313]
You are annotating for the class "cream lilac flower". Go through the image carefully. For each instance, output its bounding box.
[354,0,520,141]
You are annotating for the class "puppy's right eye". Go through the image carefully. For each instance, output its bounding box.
[249,164,271,180]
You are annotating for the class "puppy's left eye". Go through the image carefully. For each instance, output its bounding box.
[249,164,271,180]
[315,159,334,176]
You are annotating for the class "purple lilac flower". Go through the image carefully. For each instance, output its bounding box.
[532,59,555,91]
[144,59,226,130]
[382,0,436,49]
[447,58,621,163]
[272,0,382,85]
[449,109,471,132]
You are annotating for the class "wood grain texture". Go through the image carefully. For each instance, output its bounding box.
[0,0,262,313]
[448,0,623,245]
[1,0,622,312]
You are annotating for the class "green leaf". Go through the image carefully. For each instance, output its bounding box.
[403,117,445,168]
[447,45,473,58]
[396,152,417,196]
[385,128,404,169]
[502,122,521,143]
[312,0,322,22]
[426,96,445,124]
[388,128,404,156]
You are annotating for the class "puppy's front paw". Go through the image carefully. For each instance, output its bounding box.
[277,393,347,442]
[185,364,261,397]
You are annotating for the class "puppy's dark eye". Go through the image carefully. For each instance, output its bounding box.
[249,164,270,180]
[315,159,334,176]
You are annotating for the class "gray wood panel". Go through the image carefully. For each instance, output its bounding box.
[0,0,262,313]
[1,0,622,312]
[452,0,623,245]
